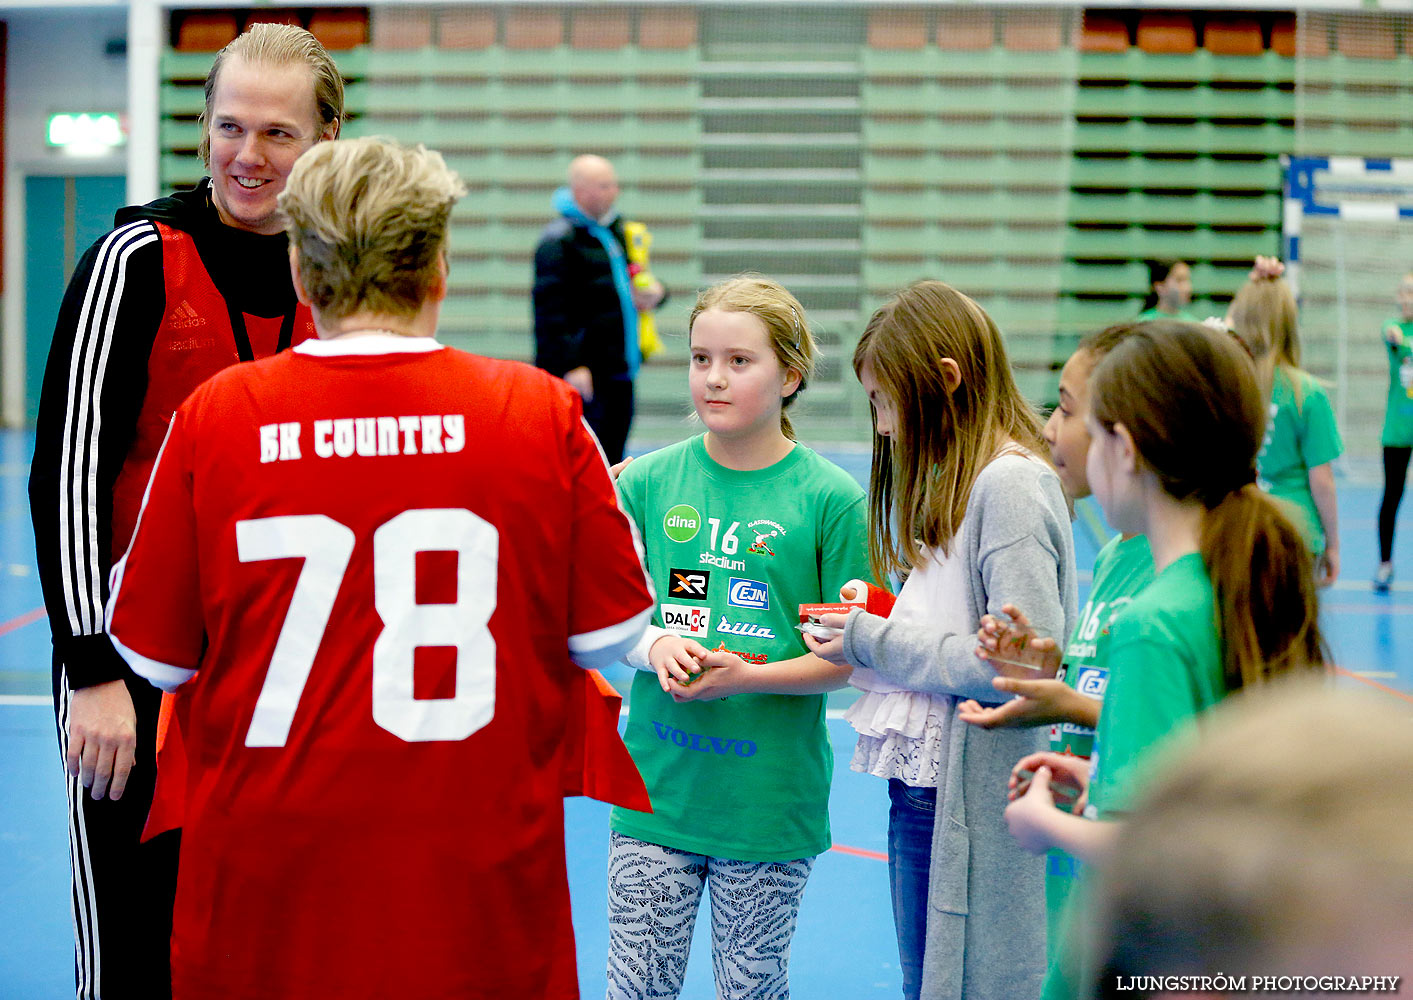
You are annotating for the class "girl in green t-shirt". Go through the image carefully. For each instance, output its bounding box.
[605,276,872,1000]
[1136,258,1200,322]
[1375,272,1413,591]
[959,322,1156,1000]
[1001,323,1327,913]
[1227,256,1343,585]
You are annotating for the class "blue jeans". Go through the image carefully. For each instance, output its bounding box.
[888,778,937,1000]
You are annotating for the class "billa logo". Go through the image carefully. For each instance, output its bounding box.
[664,504,701,543]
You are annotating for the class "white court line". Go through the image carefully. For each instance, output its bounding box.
[0,694,50,706]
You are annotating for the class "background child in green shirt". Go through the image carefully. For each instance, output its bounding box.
[1227,255,1343,586]
[1375,272,1413,591]
[1002,322,1327,889]
[606,276,871,1000]
[1136,258,1199,322]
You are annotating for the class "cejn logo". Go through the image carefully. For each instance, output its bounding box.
[1075,667,1108,698]
[669,567,710,599]
[661,604,710,637]
[727,577,768,610]
[664,504,701,543]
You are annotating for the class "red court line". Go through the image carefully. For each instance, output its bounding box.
[1334,666,1413,706]
[830,843,888,862]
[0,606,45,638]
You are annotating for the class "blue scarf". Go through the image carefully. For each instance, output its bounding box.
[553,186,640,377]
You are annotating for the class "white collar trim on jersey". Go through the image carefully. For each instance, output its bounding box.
[294,333,444,357]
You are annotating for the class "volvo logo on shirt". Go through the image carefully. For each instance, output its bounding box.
[726,577,768,611]
[661,604,711,637]
[716,616,775,640]
[669,568,710,600]
[1075,667,1108,699]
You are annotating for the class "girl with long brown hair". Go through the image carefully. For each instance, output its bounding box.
[806,280,1078,1000]
[1004,322,1327,875]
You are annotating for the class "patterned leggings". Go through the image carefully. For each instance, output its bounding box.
[605,832,815,1000]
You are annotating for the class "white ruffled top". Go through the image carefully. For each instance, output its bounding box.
[843,542,971,787]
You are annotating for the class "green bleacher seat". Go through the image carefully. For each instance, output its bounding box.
[1297,53,1413,88]
[1077,50,1290,86]
[864,117,1071,153]
[160,83,207,117]
[1065,227,1280,261]
[160,119,202,150]
[1074,120,1290,156]
[1073,84,1294,119]
[860,80,941,115]
[862,223,938,255]
[939,82,1078,117]
[1062,260,1147,294]
[1068,156,1280,191]
[1057,296,1146,330]
[1069,190,1280,226]
[1298,88,1413,123]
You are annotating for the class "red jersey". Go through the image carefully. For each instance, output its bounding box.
[106,335,653,1000]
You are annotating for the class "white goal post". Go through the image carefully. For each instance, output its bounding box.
[1284,156,1413,468]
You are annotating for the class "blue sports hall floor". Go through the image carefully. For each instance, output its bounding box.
[2,429,1409,999]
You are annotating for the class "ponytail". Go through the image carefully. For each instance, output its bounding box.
[1200,485,1328,689]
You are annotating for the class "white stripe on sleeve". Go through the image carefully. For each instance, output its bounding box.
[108,632,196,692]
[569,606,654,671]
[57,222,159,637]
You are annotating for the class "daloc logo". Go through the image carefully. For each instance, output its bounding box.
[727,577,768,610]
[661,604,711,637]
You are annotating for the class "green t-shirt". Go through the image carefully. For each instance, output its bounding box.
[1043,534,1154,949]
[1087,552,1226,819]
[610,435,870,860]
[1382,318,1413,447]
[1256,367,1343,555]
[1135,306,1201,323]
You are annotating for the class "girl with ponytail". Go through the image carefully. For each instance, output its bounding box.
[1004,321,1327,870]
[1227,256,1343,585]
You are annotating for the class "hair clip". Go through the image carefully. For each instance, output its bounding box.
[1249,256,1285,282]
[788,305,803,351]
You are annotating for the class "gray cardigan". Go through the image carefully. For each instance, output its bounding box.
[841,455,1078,1000]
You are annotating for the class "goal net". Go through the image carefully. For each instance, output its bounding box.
[1284,156,1413,469]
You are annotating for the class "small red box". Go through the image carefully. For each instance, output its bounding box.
[799,602,864,623]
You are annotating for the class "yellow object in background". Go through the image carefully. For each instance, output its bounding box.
[624,220,662,359]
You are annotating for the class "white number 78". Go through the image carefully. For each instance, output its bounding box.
[236,508,498,748]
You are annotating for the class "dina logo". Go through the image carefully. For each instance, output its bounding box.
[664,504,701,543]
[727,578,768,611]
